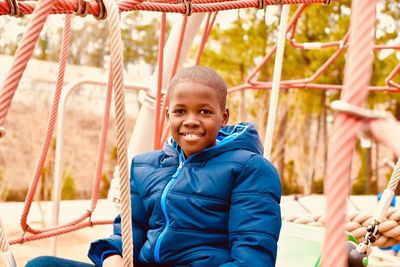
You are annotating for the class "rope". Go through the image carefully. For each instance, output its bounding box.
[15,14,107,237]
[15,13,113,239]
[0,216,11,253]
[20,14,72,234]
[263,4,289,160]
[153,13,167,150]
[0,216,16,267]
[157,15,189,147]
[283,207,400,248]
[194,12,217,65]
[322,0,377,266]
[387,158,400,192]
[103,0,133,266]
[10,220,112,245]
[89,62,114,210]
[0,0,56,131]
[0,0,336,17]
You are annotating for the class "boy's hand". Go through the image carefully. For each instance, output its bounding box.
[103,254,123,267]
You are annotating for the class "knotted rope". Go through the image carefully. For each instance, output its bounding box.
[322,0,377,266]
[0,0,56,131]
[263,4,289,160]
[103,0,133,266]
[284,206,400,248]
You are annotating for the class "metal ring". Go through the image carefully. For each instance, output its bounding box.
[258,0,264,9]
[182,0,192,16]
[74,0,90,17]
[6,0,22,17]
[94,0,107,20]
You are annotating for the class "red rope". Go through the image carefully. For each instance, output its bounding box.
[386,62,400,89]
[195,12,217,65]
[89,64,114,211]
[10,220,112,245]
[0,0,335,16]
[20,13,72,234]
[157,16,189,147]
[153,13,167,150]
[234,4,400,93]
[322,0,377,266]
[0,0,56,127]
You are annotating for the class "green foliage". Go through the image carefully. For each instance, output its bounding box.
[6,188,29,201]
[312,179,324,194]
[352,142,371,195]
[40,165,53,201]
[282,161,302,195]
[0,168,8,201]
[99,174,111,198]
[61,170,77,200]
[111,146,118,161]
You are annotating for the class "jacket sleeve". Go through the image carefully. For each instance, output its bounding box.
[88,160,148,266]
[220,155,282,267]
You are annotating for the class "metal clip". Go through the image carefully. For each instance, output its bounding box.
[330,100,394,120]
[94,0,107,20]
[360,222,379,253]
[182,0,192,16]
[258,0,264,9]
[74,0,90,17]
[6,0,23,17]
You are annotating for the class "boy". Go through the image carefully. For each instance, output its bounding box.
[25,66,281,267]
[89,66,281,266]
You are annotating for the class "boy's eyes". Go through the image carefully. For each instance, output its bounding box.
[200,109,212,114]
[172,109,213,115]
[173,109,185,114]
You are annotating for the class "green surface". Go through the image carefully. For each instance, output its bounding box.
[276,222,324,267]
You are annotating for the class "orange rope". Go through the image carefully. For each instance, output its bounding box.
[10,220,112,245]
[156,16,189,146]
[0,0,56,128]
[322,0,377,266]
[194,11,217,65]
[0,0,335,17]
[153,13,167,150]
[89,64,114,211]
[20,14,72,235]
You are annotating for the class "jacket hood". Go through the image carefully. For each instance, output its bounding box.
[164,122,264,162]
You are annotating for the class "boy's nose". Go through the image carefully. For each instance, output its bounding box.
[183,114,200,127]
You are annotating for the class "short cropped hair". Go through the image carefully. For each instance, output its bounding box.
[167,66,227,110]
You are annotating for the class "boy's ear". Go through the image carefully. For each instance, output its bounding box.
[221,108,229,127]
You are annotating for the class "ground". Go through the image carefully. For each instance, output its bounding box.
[1,195,396,266]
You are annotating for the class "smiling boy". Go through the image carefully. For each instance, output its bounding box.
[88,66,282,267]
[24,67,281,267]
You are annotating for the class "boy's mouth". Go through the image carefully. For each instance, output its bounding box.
[180,132,205,141]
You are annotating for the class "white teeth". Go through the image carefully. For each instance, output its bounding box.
[182,133,202,141]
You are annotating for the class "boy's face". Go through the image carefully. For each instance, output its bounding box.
[166,82,229,158]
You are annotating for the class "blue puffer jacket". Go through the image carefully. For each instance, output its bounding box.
[88,122,281,266]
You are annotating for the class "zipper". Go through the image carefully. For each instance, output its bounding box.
[154,161,184,263]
